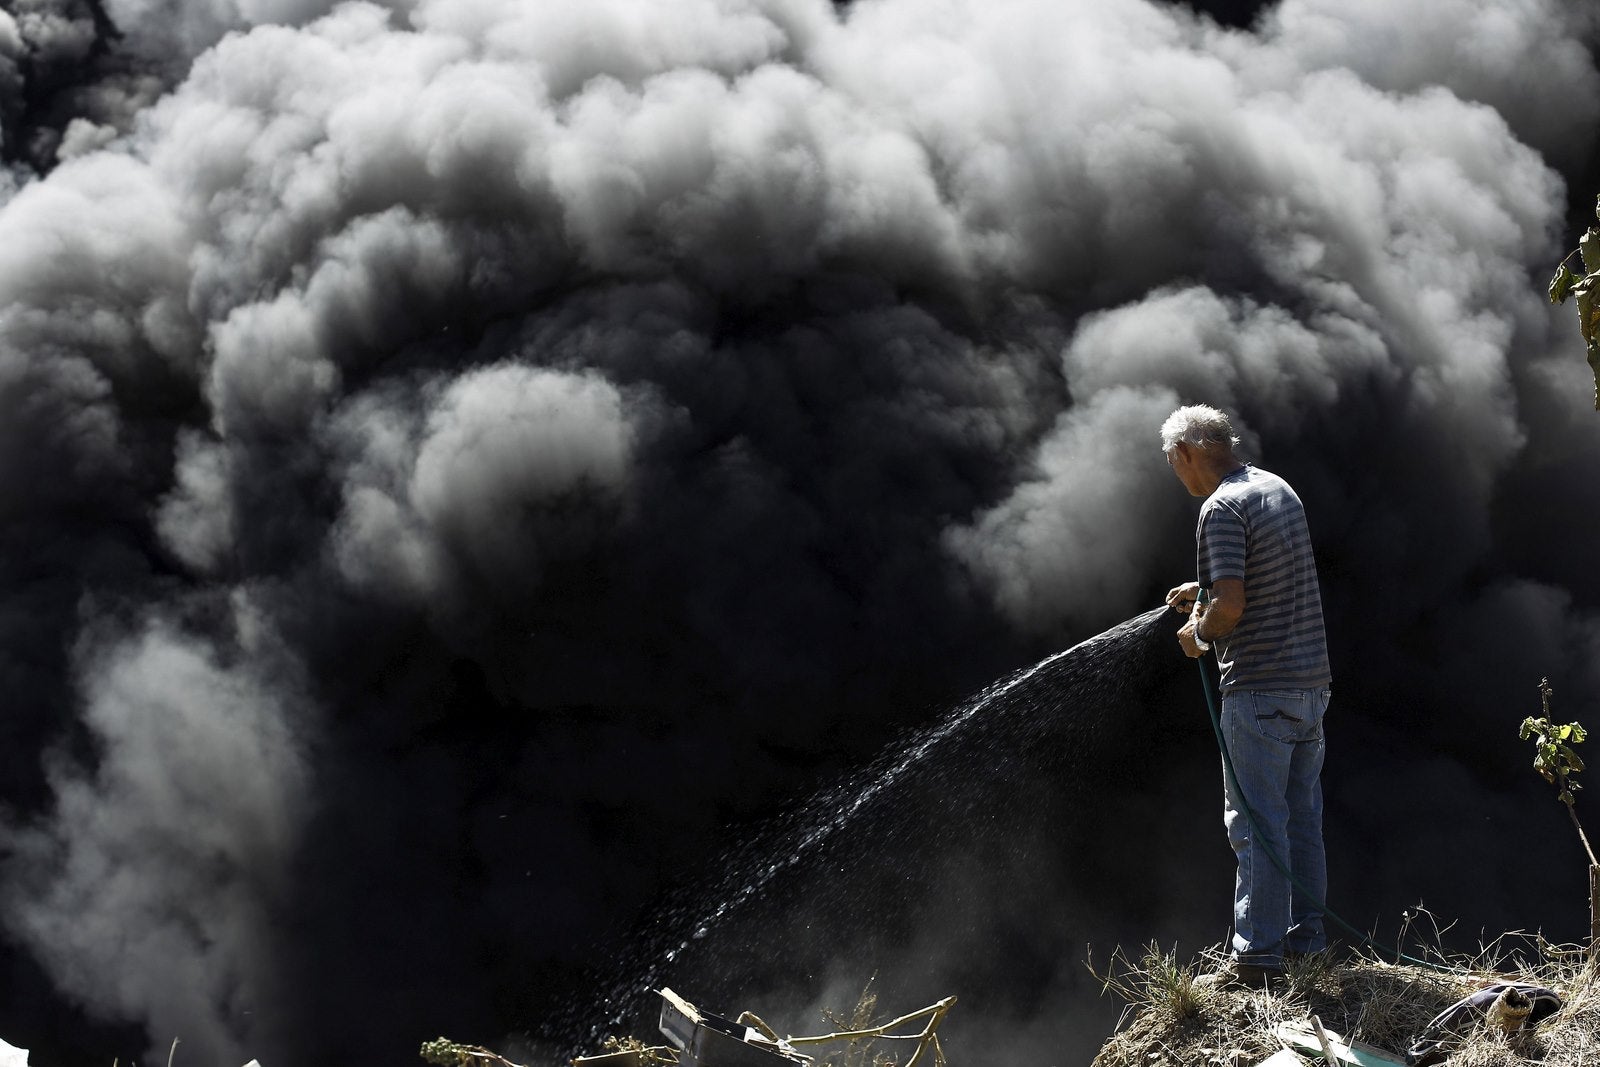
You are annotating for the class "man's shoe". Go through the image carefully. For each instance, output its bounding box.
[1232,963,1283,988]
[1199,961,1283,991]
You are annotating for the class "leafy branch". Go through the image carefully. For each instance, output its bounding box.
[420,1039,526,1067]
[1547,198,1600,410]
[1520,678,1599,866]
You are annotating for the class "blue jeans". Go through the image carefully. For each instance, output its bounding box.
[1220,686,1330,968]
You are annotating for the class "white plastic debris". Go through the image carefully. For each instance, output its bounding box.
[0,1036,28,1067]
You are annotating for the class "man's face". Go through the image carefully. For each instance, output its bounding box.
[1166,442,1205,497]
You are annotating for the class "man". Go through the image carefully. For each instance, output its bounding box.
[1160,404,1332,988]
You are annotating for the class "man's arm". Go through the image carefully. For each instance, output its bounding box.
[1177,578,1245,658]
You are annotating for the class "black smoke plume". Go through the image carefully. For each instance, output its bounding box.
[1,0,1599,1064]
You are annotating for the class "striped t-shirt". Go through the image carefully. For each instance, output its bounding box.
[1196,465,1332,693]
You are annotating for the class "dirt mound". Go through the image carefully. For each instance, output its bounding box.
[1089,939,1600,1067]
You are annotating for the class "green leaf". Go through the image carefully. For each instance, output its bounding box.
[1552,262,1582,304]
[1582,229,1600,275]
[1579,283,1598,342]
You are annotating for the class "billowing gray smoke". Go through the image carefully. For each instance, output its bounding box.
[1,0,1599,1063]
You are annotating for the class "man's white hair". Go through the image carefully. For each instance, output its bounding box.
[1160,405,1240,453]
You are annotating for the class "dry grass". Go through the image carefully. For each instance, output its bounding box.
[1087,943,1208,1025]
[813,978,899,1067]
[1089,930,1600,1067]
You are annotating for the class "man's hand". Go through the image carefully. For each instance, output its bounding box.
[1170,580,1210,659]
[1166,581,1201,614]
[1173,578,1245,659]
[1176,616,1209,658]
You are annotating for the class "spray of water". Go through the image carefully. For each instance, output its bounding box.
[556,605,1173,1055]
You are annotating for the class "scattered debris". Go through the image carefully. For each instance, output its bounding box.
[657,989,809,1066]
[1254,1052,1304,1067]
[1275,1020,1403,1065]
[773,989,955,1067]
[1400,982,1561,1066]
[1307,1015,1338,1063]
[567,985,956,1067]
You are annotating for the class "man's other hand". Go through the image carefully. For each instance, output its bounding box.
[1177,616,1209,658]
[1166,581,1200,614]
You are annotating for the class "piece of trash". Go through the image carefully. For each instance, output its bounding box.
[1402,983,1561,1067]
[1274,1019,1405,1066]
[658,988,809,1066]
[1252,1051,1305,1067]
[0,1036,26,1067]
[1309,1016,1338,1064]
